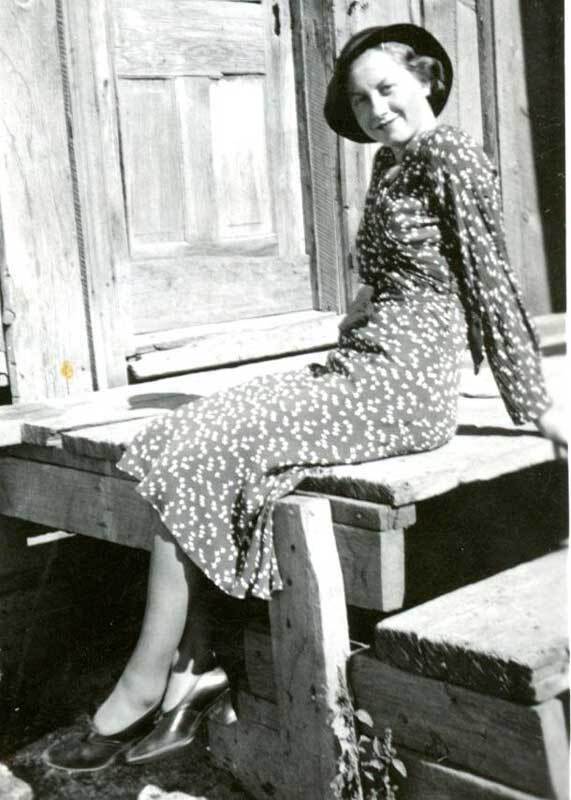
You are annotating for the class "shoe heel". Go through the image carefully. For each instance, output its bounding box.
[209,689,237,725]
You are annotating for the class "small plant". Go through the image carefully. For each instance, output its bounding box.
[355,709,407,800]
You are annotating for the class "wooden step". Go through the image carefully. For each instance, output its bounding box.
[350,652,569,798]
[375,549,569,704]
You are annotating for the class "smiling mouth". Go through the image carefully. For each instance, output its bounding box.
[376,118,398,130]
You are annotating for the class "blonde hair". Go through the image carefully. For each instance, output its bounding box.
[375,41,446,107]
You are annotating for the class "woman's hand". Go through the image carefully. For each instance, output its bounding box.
[338,285,375,333]
[535,405,567,447]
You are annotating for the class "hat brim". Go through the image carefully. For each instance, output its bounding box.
[324,24,453,143]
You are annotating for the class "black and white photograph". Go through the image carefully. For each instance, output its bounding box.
[0,1,567,798]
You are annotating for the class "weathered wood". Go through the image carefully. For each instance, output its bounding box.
[128,254,312,337]
[335,525,405,611]
[128,310,334,380]
[208,716,285,800]
[298,492,417,531]
[300,425,563,507]
[59,0,130,388]
[375,550,568,704]
[289,0,347,312]
[0,457,154,550]
[243,622,275,703]
[350,652,569,798]
[399,747,551,800]
[0,0,93,401]
[475,0,500,164]
[263,0,307,261]
[211,687,552,800]
[269,496,363,799]
[476,0,550,314]
[0,349,325,448]
[113,0,265,76]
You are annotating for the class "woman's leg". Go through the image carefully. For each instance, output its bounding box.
[94,522,212,734]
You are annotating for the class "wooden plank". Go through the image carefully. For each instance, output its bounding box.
[212,687,551,800]
[0,0,93,402]
[399,747,551,800]
[176,77,218,243]
[269,496,363,798]
[60,0,131,388]
[375,550,568,704]
[128,253,312,336]
[289,0,347,312]
[298,492,417,531]
[350,652,569,798]
[483,0,550,313]
[113,0,265,76]
[262,0,307,260]
[118,79,186,247]
[299,425,563,507]
[422,0,461,128]
[208,716,286,800]
[0,349,324,448]
[0,457,154,550]
[335,525,405,611]
[243,623,275,703]
[2,444,132,478]
[456,0,483,142]
[475,0,500,165]
[128,307,333,378]
[210,76,274,241]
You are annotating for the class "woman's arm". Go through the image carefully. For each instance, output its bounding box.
[338,284,375,333]
[425,127,553,428]
[535,404,567,446]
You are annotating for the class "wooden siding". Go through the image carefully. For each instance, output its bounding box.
[0,0,564,397]
[0,0,93,402]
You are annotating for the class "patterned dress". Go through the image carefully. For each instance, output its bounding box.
[118,125,550,600]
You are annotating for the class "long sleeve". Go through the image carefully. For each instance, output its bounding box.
[424,127,551,425]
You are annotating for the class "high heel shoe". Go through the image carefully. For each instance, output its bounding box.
[42,702,161,773]
[125,666,236,765]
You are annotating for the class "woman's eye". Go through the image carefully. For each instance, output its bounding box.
[380,84,395,95]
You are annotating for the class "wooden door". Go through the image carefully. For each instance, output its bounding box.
[110,0,310,336]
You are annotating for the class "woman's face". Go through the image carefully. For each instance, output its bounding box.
[347,48,436,157]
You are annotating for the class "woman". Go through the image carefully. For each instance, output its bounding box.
[45,24,565,772]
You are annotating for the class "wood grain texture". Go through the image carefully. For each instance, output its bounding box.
[60,0,130,388]
[118,79,186,245]
[208,716,286,800]
[350,652,569,798]
[399,747,551,800]
[481,0,550,314]
[0,348,324,448]
[298,492,417,532]
[128,307,332,378]
[210,76,273,240]
[0,457,155,550]
[335,525,405,611]
[0,0,92,401]
[375,549,568,704]
[211,685,551,800]
[263,0,306,260]
[128,254,312,335]
[269,496,363,798]
[113,0,265,76]
[176,77,218,243]
[289,0,346,312]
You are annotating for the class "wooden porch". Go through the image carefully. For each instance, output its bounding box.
[0,347,567,798]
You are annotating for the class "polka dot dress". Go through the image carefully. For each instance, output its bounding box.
[119,125,550,599]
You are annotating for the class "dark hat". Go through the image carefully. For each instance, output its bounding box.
[324,24,453,143]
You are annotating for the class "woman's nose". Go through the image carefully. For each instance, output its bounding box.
[369,93,389,121]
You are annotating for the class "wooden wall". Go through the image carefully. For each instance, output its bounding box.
[0,0,564,403]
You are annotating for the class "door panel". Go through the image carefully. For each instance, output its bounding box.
[111,0,310,335]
